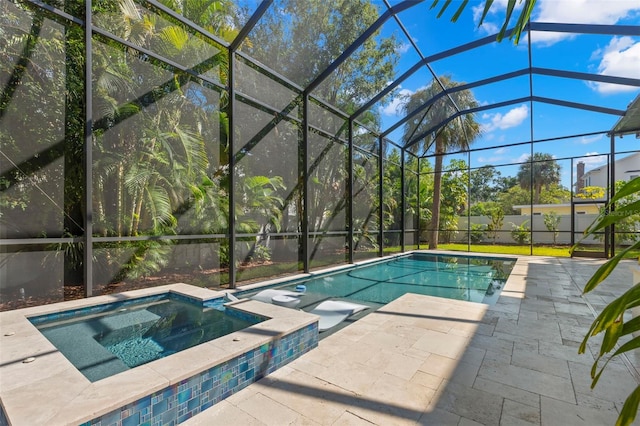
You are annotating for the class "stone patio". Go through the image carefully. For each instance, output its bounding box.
[184,256,640,425]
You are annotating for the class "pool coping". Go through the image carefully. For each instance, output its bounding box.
[0,250,522,425]
[0,283,318,425]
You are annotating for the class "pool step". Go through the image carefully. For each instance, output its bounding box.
[95,309,162,346]
[41,309,161,382]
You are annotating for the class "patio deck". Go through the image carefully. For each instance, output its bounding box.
[184,256,640,425]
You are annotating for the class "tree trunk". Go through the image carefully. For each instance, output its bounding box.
[429,138,444,249]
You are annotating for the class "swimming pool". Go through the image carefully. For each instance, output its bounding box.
[239,252,515,328]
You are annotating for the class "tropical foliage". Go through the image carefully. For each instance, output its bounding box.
[516,153,562,204]
[486,206,504,245]
[509,220,530,245]
[577,177,640,426]
[401,76,481,249]
[0,0,398,290]
[543,211,561,245]
[431,0,536,44]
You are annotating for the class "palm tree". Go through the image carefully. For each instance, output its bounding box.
[401,76,481,249]
[516,153,561,204]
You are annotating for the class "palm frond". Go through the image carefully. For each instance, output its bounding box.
[157,26,190,53]
[144,185,175,230]
[430,0,533,44]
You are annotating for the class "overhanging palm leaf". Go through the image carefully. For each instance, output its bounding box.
[431,0,536,44]
[577,177,640,426]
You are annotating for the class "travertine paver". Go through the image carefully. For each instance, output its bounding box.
[184,255,640,426]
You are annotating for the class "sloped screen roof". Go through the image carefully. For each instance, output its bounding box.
[232,0,640,157]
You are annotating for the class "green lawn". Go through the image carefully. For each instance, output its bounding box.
[431,243,640,259]
[436,243,570,257]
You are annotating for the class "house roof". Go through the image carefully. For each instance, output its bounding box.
[610,93,640,137]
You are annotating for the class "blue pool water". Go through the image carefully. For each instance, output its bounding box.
[31,294,265,382]
[241,253,515,325]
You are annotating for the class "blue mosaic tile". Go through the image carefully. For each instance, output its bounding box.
[152,398,167,416]
[134,398,151,412]
[97,409,119,425]
[187,376,200,390]
[122,412,140,426]
[87,322,318,425]
[177,412,192,424]
[201,378,212,392]
[162,408,177,425]
[224,307,268,323]
[162,387,174,400]
[187,397,200,413]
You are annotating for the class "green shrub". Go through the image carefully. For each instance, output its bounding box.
[470,223,486,243]
[510,221,530,245]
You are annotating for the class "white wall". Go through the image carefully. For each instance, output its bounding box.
[456,214,603,245]
[582,152,640,188]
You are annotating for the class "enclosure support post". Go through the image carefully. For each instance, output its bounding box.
[348,119,354,264]
[400,148,405,253]
[84,1,93,297]
[609,134,616,257]
[417,157,421,250]
[378,136,384,257]
[467,150,471,251]
[302,94,309,273]
[570,158,575,248]
[228,49,237,287]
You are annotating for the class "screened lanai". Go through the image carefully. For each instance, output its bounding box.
[1,0,639,310]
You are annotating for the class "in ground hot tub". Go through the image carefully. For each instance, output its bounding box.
[30,293,264,382]
[0,284,318,425]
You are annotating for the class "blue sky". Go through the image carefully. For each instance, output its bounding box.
[374,0,640,188]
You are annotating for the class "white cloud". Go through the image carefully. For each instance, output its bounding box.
[477,156,495,163]
[577,134,604,145]
[581,152,608,167]
[514,152,530,163]
[478,147,509,163]
[380,84,431,116]
[380,87,414,116]
[396,43,411,54]
[481,104,529,132]
[530,0,640,45]
[588,37,640,94]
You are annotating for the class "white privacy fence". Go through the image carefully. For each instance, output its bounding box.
[456,214,603,245]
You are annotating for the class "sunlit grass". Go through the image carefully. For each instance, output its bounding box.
[436,243,569,257]
[434,243,640,259]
